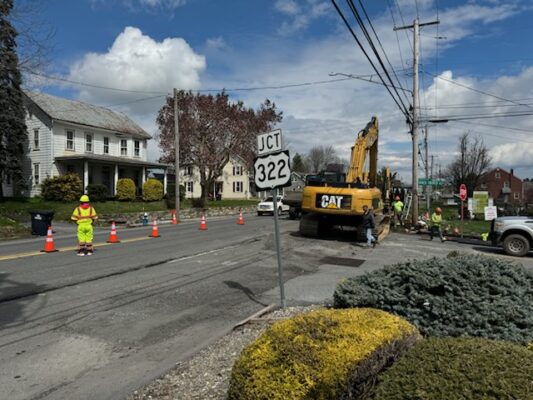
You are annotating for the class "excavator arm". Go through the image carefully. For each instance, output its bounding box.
[346,116,379,187]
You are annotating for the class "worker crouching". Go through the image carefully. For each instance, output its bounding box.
[71,195,98,256]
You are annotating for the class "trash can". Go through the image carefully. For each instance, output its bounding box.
[29,210,54,236]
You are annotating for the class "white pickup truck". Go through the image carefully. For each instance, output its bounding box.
[257,196,290,216]
[490,216,533,257]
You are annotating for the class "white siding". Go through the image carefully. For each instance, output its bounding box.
[25,107,53,196]
[221,159,251,199]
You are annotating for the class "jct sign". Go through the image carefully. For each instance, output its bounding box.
[257,129,282,156]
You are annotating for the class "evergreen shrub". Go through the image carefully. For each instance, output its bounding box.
[372,337,533,400]
[41,173,82,202]
[86,184,108,202]
[334,254,533,344]
[142,178,163,201]
[165,183,185,209]
[116,178,136,201]
[227,308,419,400]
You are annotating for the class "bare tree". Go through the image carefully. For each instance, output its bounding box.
[306,145,338,173]
[445,132,492,195]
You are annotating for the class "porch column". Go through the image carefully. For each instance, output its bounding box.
[163,168,168,195]
[141,167,146,188]
[83,160,89,193]
[114,164,119,196]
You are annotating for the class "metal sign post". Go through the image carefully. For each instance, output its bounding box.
[271,188,286,308]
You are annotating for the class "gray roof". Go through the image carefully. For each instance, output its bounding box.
[24,91,151,140]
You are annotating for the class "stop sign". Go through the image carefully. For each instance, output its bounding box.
[459,184,467,201]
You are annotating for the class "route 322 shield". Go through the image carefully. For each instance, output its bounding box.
[253,150,291,190]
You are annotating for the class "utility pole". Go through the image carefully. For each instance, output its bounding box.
[394,18,439,227]
[424,125,430,211]
[173,88,180,220]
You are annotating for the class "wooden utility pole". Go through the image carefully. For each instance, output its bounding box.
[424,125,430,210]
[173,88,180,220]
[394,18,439,226]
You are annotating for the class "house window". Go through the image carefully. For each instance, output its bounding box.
[121,139,127,156]
[186,181,193,193]
[85,134,93,152]
[503,181,509,188]
[184,166,193,176]
[104,137,109,154]
[33,129,39,150]
[33,163,40,185]
[6,173,11,184]
[233,181,243,192]
[495,172,500,180]
[480,183,487,189]
[66,130,74,150]
[233,165,242,176]
[134,140,140,157]
[514,192,520,200]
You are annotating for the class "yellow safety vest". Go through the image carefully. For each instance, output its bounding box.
[393,201,404,213]
[431,213,442,227]
[71,206,97,225]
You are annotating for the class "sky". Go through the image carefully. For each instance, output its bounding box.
[15,0,533,182]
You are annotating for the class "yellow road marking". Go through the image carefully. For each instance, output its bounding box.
[0,236,154,262]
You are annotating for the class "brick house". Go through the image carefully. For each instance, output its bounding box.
[476,167,523,205]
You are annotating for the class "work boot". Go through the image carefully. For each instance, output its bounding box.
[77,249,85,257]
[86,246,93,256]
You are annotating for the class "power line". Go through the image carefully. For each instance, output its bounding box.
[423,110,533,122]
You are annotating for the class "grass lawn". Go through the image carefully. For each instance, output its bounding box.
[0,215,31,240]
[419,202,491,236]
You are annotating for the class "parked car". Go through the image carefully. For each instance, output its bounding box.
[257,196,290,216]
[490,216,533,257]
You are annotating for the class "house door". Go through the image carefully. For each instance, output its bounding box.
[102,166,111,196]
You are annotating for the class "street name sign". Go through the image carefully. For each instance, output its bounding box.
[418,178,444,186]
[257,129,282,156]
[254,150,291,190]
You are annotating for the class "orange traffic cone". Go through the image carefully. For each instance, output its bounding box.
[107,221,121,243]
[41,226,58,253]
[171,211,178,225]
[149,220,161,238]
[199,214,207,230]
[237,211,244,225]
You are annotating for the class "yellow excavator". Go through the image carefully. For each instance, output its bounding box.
[299,116,391,239]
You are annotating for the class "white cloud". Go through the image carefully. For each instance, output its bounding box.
[491,143,533,169]
[275,0,330,35]
[275,0,299,16]
[205,36,226,51]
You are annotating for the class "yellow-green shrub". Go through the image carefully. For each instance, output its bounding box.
[227,308,419,400]
[142,178,163,201]
[116,178,136,201]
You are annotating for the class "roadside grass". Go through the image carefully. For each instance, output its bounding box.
[419,202,491,236]
[0,215,31,240]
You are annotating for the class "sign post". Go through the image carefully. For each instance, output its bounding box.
[459,184,467,238]
[255,130,291,308]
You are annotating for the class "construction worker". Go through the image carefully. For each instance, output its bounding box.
[71,195,98,256]
[392,195,404,226]
[429,207,445,242]
[362,205,376,247]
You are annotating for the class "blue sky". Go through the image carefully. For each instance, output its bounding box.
[18,0,533,181]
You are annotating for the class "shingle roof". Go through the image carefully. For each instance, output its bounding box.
[24,91,151,140]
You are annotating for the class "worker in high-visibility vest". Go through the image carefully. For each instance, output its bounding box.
[392,196,404,226]
[429,207,445,242]
[71,195,98,256]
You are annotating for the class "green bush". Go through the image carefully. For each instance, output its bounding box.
[41,173,82,202]
[86,184,108,202]
[142,178,163,201]
[116,178,136,201]
[372,337,533,400]
[191,197,205,208]
[227,308,419,400]
[334,254,533,344]
[165,183,185,209]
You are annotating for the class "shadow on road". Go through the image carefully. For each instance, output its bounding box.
[471,246,533,258]
[0,273,48,329]
[223,280,269,307]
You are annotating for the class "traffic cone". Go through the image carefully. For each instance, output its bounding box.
[41,226,58,253]
[237,211,244,225]
[199,214,207,230]
[107,221,121,243]
[149,220,161,238]
[171,211,177,225]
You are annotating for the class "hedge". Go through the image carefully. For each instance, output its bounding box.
[372,337,533,400]
[87,184,108,202]
[333,254,533,344]
[41,173,82,202]
[116,178,136,201]
[165,183,186,209]
[142,178,163,201]
[227,308,419,400]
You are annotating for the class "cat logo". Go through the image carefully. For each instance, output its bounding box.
[321,195,344,209]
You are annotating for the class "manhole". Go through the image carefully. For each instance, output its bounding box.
[320,256,365,267]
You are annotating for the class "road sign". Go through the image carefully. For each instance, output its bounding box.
[254,150,291,190]
[418,178,444,186]
[459,184,467,201]
[484,206,498,221]
[257,129,282,156]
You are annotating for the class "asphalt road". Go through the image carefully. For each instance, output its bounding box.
[0,215,531,400]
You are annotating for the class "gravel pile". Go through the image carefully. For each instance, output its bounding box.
[128,305,319,400]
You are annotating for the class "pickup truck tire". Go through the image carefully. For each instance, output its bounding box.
[257,211,263,216]
[503,234,530,257]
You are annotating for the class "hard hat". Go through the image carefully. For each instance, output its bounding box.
[435,207,442,213]
[395,196,400,201]
[80,195,90,202]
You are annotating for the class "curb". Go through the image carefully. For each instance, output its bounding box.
[232,303,279,330]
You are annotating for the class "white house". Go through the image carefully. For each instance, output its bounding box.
[179,157,252,200]
[2,91,168,197]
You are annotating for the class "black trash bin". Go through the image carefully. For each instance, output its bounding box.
[29,210,55,236]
